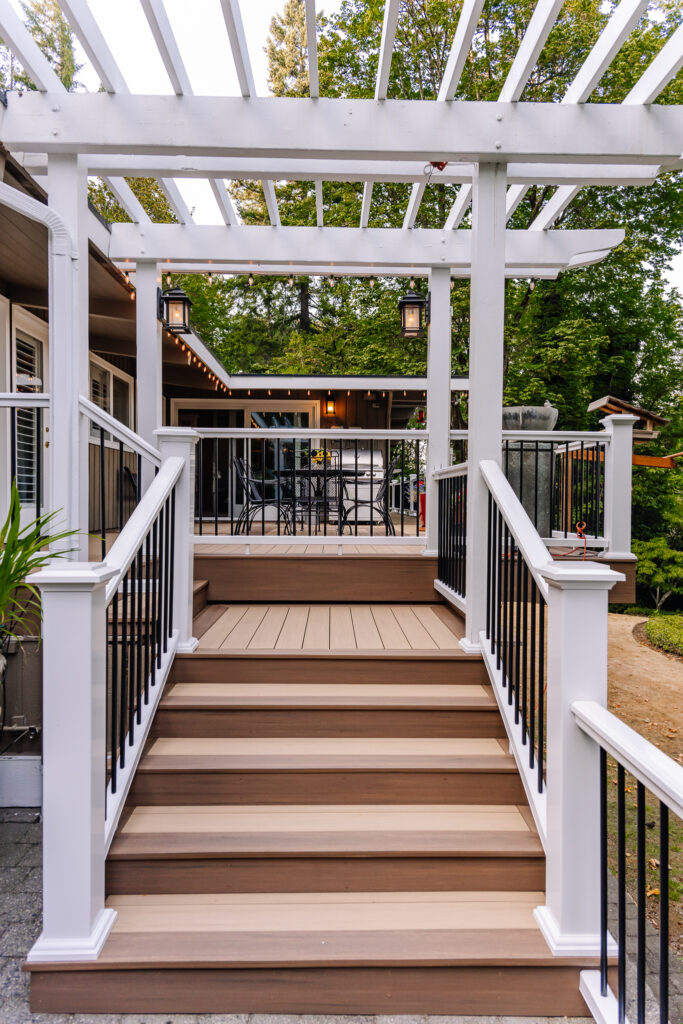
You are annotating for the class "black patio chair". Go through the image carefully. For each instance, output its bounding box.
[341,450,401,536]
[232,456,294,535]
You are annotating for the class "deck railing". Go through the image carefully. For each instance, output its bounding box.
[574,702,682,1024]
[0,391,51,522]
[80,396,162,557]
[28,428,197,964]
[192,428,428,543]
[433,462,467,611]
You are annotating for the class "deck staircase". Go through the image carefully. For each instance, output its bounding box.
[29,552,597,1015]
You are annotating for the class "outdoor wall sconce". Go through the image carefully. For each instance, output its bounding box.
[398,289,430,338]
[158,286,192,334]
[325,397,336,416]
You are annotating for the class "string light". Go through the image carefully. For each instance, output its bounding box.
[248,273,254,286]
[123,272,130,285]
[410,277,416,288]
[166,272,171,287]
[207,272,213,285]
[288,275,294,286]
[369,276,375,287]
[328,274,335,287]
[130,291,135,301]
[451,279,455,290]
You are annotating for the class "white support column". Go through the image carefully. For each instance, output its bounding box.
[464,162,507,650]
[535,560,623,955]
[155,427,199,652]
[135,262,163,488]
[47,154,89,559]
[424,267,453,554]
[600,413,638,559]
[27,562,117,962]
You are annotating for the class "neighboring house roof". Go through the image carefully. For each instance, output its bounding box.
[587,395,670,441]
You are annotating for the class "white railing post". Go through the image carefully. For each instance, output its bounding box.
[424,267,452,555]
[534,560,623,956]
[601,413,637,558]
[155,427,199,652]
[27,562,117,963]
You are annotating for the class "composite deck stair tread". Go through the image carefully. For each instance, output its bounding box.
[140,736,515,771]
[161,681,496,708]
[109,803,544,857]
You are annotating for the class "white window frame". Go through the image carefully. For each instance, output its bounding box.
[88,352,135,447]
[5,306,49,522]
[170,397,321,430]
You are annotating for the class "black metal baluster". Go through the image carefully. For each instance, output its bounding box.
[276,438,281,536]
[100,424,106,559]
[323,438,328,537]
[660,802,669,1024]
[534,440,539,530]
[128,558,136,741]
[507,539,515,704]
[370,440,374,537]
[529,580,536,769]
[110,592,119,792]
[618,763,627,1023]
[169,491,176,634]
[354,439,359,537]
[415,440,420,537]
[521,561,528,743]
[501,522,509,684]
[35,407,42,520]
[163,497,170,651]
[495,509,502,665]
[538,597,545,792]
[136,544,143,722]
[144,531,151,701]
[637,780,646,1024]
[137,454,142,504]
[151,518,158,685]
[197,438,203,536]
[486,492,492,637]
[400,441,405,536]
[514,548,522,722]
[213,439,219,536]
[118,440,124,532]
[156,505,164,667]
[120,571,128,765]
[600,747,608,996]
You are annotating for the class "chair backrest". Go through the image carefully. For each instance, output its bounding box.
[232,456,263,502]
[375,450,401,506]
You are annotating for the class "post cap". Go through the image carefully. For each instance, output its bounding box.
[31,562,117,590]
[154,427,199,445]
[540,560,625,591]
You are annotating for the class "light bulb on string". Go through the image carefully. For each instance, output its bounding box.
[248,274,254,287]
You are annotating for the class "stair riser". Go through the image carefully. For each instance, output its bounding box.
[30,964,595,1015]
[171,656,488,686]
[152,708,506,738]
[106,855,544,895]
[131,770,526,805]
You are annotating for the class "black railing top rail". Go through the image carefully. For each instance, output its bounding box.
[103,455,183,605]
[573,700,683,819]
[480,459,552,599]
[79,395,162,467]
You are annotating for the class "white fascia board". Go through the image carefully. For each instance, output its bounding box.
[437,0,486,100]
[221,375,470,392]
[183,330,230,387]
[0,0,65,93]
[24,153,663,186]
[108,223,625,269]
[375,0,400,100]
[3,95,682,164]
[87,206,112,254]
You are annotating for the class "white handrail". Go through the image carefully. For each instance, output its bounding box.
[480,459,553,598]
[573,700,683,819]
[432,461,467,481]
[194,427,427,441]
[104,456,183,603]
[0,392,51,408]
[79,395,162,466]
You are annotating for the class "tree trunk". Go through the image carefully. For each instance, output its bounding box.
[299,279,311,332]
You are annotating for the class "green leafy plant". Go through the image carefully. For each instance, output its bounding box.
[644,613,683,658]
[0,482,78,648]
[632,537,683,612]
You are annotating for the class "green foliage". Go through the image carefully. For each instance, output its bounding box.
[632,536,683,611]
[644,613,683,658]
[0,0,82,92]
[87,177,177,225]
[0,483,78,645]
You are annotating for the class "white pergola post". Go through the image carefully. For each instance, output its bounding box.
[535,561,623,955]
[155,427,199,653]
[424,267,453,554]
[464,162,507,650]
[135,262,164,487]
[601,413,638,558]
[47,154,89,559]
[27,562,117,962]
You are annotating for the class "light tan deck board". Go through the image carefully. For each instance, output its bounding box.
[330,605,355,650]
[275,605,310,649]
[303,606,330,649]
[350,606,384,649]
[149,737,504,757]
[411,605,467,649]
[198,606,249,650]
[371,606,410,650]
[248,606,289,649]
[391,606,438,650]
[221,606,269,650]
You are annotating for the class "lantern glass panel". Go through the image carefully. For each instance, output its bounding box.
[403,304,421,333]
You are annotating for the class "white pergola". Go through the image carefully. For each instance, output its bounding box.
[0,0,681,650]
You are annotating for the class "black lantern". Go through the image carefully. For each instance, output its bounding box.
[398,289,430,337]
[158,286,192,334]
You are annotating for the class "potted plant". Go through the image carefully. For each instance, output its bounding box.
[0,483,78,719]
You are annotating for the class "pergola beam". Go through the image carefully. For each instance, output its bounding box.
[158,178,193,224]
[59,0,128,94]
[140,0,193,97]
[220,0,255,98]
[498,0,566,103]
[305,0,319,98]
[403,182,426,229]
[562,0,649,105]
[102,177,151,224]
[24,154,659,186]
[445,184,472,229]
[529,184,580,230]
[315,179,324,226]
[437,0,485,101]
[4,95,680,162]
[262,180,281,227]
[108,223,625,270]
[375,0,400,100]
[117,261,570,279]
[0,0,65,93]
[624,22,683,105]
[209,178,238,226]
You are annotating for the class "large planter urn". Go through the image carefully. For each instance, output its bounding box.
[502,403,558,537]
